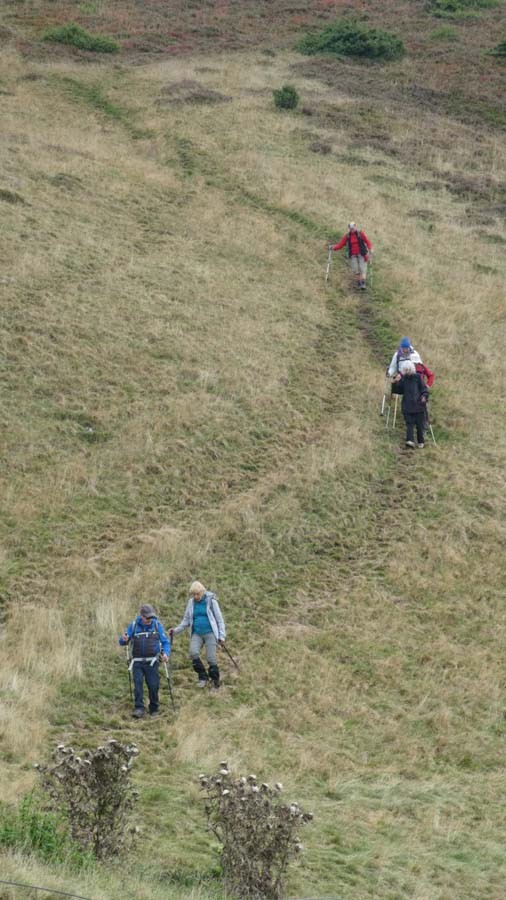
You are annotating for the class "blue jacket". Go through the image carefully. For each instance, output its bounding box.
[173,592,226,642]
[119,616,171,657]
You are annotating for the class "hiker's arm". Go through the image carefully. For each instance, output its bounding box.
[332,235,347,251]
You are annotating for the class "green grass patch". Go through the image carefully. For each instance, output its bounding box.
[297,18,405,61]
[43,22,119,53]
[430,25,460,40]
[54,75,151,139]
[0,794,91,867]
[429,0,498,19]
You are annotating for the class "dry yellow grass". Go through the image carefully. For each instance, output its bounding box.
[0,33,505,898]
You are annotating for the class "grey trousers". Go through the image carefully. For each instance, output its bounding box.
[189,631,217,665]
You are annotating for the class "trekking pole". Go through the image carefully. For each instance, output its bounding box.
[221,643,240,671]
[369,252,373,289]
[163,659,177,713]
[325,244,332,285]
[425,408,437,447]
[380,374,389,416]
[392,393,399,429]
[125,644,133,703]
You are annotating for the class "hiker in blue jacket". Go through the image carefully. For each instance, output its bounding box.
[119,603,171,718]
[170,581,226,691]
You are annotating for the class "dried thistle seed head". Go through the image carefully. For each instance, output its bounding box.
[222,789,230,796]
[275,782,283,791]
[251,785,260,793]
[260,783,269,792]
[219,760,228,768]
[240,776,247,785]
[219,768,229,776]
[247,774,257,782]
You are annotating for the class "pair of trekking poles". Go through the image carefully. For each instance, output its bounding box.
[125,641,239,715]
[381,375,437,446]
[325,245,373,288]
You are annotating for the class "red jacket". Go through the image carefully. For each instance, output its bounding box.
[416,363,435,388]
[333,230,372,259]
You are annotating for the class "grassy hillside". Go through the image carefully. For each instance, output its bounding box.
[1,1,506,897]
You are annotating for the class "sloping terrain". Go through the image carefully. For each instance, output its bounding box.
[0,1,505,898]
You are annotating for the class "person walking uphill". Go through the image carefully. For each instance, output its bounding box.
[396,360,429,449]
[329,222,373,290]
[119,604,171,718]
[171,581,226,691]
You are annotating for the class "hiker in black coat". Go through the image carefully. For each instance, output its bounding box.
[396,360,429,449]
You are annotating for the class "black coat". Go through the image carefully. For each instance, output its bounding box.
[397,373,428,415]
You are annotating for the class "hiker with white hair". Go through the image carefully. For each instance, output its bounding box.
[328,222,373,290]
[396,360,429,449]
[170,581,226,691]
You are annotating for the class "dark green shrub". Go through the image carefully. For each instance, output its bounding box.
[273,84,300,110]
[297,19,405,61]
[43,23,119,53]
[490,39,506,58]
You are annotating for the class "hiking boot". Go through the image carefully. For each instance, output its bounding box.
[417,442,425,449]
[197,679,208,688]
[132,708,146,718]
[360,281,367,290]
[210,679,220,691]
[405,440,416,449]
[149,709,160,717]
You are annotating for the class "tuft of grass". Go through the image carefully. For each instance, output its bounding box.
[43,22,119,53]
[297,18,405,61]
[0,794,90,867]
[430,25,460,40]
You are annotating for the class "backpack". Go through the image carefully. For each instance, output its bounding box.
[346,229,368,258]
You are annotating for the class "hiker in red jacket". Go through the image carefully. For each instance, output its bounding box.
[329,222,373,290]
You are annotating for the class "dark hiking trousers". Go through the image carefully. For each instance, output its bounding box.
[404,412,425,444]
[133,660,160,712]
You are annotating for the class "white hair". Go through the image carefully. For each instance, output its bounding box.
[189,581,206,596]
[399,360,416,375]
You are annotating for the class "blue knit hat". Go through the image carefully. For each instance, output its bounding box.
[400,337,411,349]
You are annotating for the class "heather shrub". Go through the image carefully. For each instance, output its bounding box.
[36,740,139,860]
[199,763,313,899]
[297,19,405,61]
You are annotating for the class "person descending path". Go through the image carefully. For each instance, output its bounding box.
[396,360,429,449]
[170,581,226,692]
[329,222,373,290]
[119,604,171,718]
[388,337,435,392]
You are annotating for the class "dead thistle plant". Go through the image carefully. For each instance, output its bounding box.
[199,763,313,899]
[35,740,139,860]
